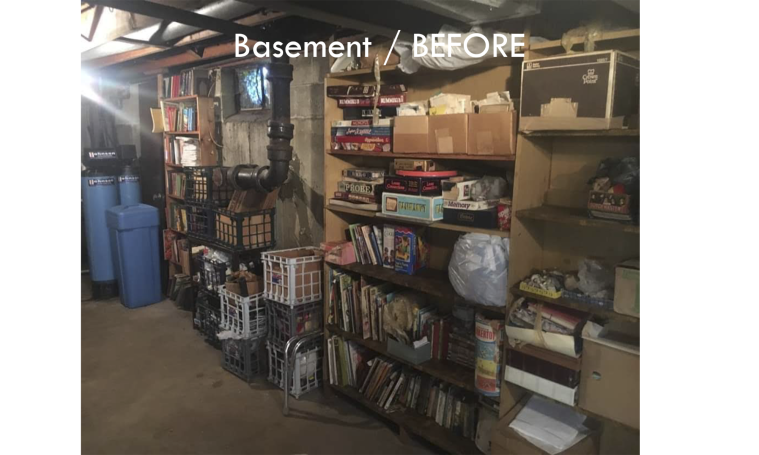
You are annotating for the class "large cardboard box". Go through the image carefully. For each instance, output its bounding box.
[216,212,273,247]
[468,111,517,155]
[428,114,468,154]
[491,398,600,455]
[579,322,640,429]
[613,259,640,317]
[225,274,263,296]
[520,51,639,131]
[393,116,429,154]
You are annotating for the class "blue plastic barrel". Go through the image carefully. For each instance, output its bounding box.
[82,171,119,298]
[106,204,162,309]
[118,165,141,205]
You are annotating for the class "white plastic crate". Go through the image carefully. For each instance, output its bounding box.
[266,339,322,399]
[220,286,267,338]
[262,247,324,305]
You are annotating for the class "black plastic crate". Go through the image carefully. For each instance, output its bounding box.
[195,254,228,296]
[212,208,275,252]
[193,294,222,349]
[184,166,234,207]
[267,299,323,349]
[222,337,262,383]
[186,206,213,239]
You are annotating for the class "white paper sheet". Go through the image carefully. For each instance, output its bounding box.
[509,395,589,455]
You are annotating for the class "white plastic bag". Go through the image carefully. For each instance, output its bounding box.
[448,234,510,307]
[396,25,503,74]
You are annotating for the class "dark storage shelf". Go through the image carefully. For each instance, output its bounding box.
[329,384,481,455]
[328,149,515,161]
[505,343,582,371]
[511,285,639,323]
[516,205,640,234]
[328,325,475,393]
[333,262,509,314]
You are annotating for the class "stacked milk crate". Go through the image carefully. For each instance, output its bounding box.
[219,278,267,383]
[262,247,325,398]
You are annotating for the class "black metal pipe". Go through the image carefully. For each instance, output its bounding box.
[227,55,294,193]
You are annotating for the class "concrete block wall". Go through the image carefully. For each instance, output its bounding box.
[219,56,328,249]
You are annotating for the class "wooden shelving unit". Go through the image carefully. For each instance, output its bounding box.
[511,286,638,323]
[516,206,640,234]
[322,57,521,453]
[329,384,480,455]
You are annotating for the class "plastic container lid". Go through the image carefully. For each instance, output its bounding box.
[107,204,159,230]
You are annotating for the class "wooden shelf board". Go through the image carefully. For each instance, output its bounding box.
[329,384,480,455]
[333,262,509,314]
[511,286,639,323]
[327,204,511,238]
[516,205,640,234]
[164,131,199,136]
[328,149,516,161]
[520,129,640,138]
[328,325,476,393]
[529,29,640,52]
[161,95,200,102]
[165,162,183,169]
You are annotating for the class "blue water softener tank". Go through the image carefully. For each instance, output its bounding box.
[82,170,120,299]
[118,164,141,205]
[106,204,162,309]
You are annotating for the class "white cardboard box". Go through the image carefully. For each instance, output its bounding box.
[505,325,581,358]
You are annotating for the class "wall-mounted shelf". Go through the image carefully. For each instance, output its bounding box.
[516,206,640,234]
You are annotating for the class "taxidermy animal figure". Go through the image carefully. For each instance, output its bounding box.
[382,293,424,344]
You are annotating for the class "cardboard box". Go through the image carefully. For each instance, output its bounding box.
[429,114,468,154]
[443,207,498,229]
[579,321,640,429]
[505,323,580,358]
[442,178,478,201]
[468,111,517,155]
[228,187,279,213]
[382,193,443,222]
[393,159,436,172]
[225,275,263,296]
[614,259,639,317]
[360,42,400,68]
[321,240,356,266]
[393,116,429,154]
[491,397,600,455]
[520,51,639,131]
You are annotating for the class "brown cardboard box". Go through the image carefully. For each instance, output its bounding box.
[216,213,273,247]
[492,398,600,455]
[265,248,323,302]
[228,188,279,213]
[225,275,263,296]
[613,259,640,318]
[468,111,517,155]
[393,116,429,154]
[579,321,640,429]
[428,114,468,154]
[359,42,400,69]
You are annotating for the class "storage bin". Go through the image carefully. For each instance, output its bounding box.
[266,339,322,399]
[193,293,222,349]
[267,299,323,349]
[213,208,275,251]
[184,166,234,207]
[262,247,324,305]
[196,254,228,296]
[220,286,267,339]
[222,337,262,383]
[387,337,432,365]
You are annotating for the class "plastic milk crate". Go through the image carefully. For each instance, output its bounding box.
[220,287,267,339]
[222,337,262,383]
[193,294,222,349]
[266,338,322,398]
[213,208,275,252]
[186,206,212,239]
[184,166,234,207]
[196,254,228,296]
[262,247,324,305]
[267,299,323,349]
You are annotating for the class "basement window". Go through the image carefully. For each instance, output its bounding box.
[235,64,269,111]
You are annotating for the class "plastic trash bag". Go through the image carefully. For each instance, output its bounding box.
[471,176,508,201]
[396,25,503,74]
[449,233,510,307]
[577,259,615,298]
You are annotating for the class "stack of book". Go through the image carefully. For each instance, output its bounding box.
[330,167,385,211]
[447,306,477,370]
[167,170,185,199]
[328,84,406,119]
[168,201,187,232]
[330,119,394,153]
[162,69,211,98]
[328,270,397,343]
[163,103,197,132]
[326,339,480,441]
[164,136,199,166]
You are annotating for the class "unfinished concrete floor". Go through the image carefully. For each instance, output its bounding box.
[82,289,434,454]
